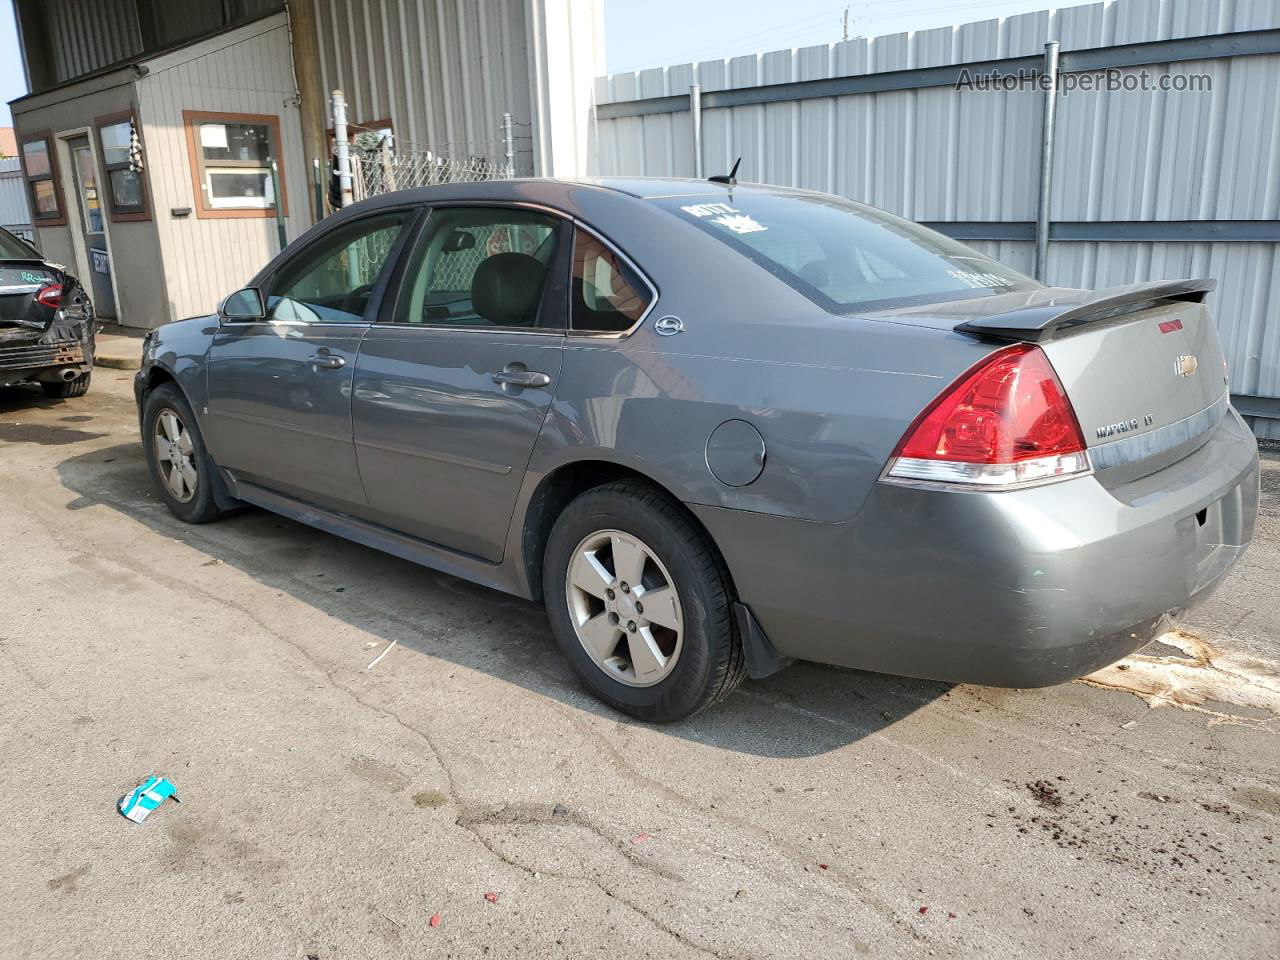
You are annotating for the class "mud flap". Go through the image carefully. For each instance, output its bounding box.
[212,465,242,511]
[734,602,793,680]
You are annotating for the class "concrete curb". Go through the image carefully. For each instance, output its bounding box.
[94,330,144,371]
[95,354,141,371]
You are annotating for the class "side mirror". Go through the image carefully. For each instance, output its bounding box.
[220,287,265,321]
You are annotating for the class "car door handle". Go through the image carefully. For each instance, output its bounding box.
[307,354,346,370]
[492,368,551,388]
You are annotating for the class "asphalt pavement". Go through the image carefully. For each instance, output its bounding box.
[1,372,1276,960]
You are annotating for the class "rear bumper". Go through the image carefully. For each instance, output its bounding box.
[0,323,94,386]
[693,408,1260,687]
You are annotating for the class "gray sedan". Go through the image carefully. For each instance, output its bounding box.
[135,178,1259,721]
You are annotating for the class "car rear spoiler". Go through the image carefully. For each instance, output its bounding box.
[954,278,1216,342]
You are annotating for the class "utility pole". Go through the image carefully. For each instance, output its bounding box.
[842,6,850,42]
[287,0,327,222]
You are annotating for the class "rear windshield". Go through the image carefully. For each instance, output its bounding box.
[654,192,1036,313]
[0,230,37,260]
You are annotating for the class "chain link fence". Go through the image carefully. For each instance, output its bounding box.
[345,125,515,203]
[350,150,514,199]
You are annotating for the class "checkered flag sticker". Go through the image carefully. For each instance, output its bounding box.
[128,119,144,174]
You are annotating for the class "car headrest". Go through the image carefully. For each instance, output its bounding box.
[471,253,547,326]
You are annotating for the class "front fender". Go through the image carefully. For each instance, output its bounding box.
[135,315,217,446]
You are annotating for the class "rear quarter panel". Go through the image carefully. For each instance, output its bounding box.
[542,323,997,522]
[529,191,1001,521]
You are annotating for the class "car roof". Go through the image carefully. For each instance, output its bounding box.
[567,177,780,200]
[343,176,797,211]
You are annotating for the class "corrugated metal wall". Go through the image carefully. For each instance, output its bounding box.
[311,0,534,172]
[136,14,310,323]
[144,1,287,52]
[0,157,33,241]
[44,0,142,84]
[33,1,288,88]
[592,0,1280,439]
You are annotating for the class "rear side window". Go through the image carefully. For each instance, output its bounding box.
[0,230,37,259]
[655,193,1036,313]
[396,207,563,329]
[570,229,652,332]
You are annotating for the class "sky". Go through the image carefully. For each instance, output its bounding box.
[0,0,1102,127]
[0,2,22,128]
[603,0,1100,74]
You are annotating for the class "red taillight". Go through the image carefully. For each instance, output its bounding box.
[886,343,1090,487]
[35,283,63,309]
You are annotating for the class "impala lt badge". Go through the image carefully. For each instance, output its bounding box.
[1175,354,1198,377]
[1096,418,1139,439]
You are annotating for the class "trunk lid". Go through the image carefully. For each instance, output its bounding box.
[868,280,1231,483]
[1041,298,1228,484]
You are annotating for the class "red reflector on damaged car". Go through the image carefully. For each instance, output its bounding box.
[885,343,1090,487]
[35,283,63,309]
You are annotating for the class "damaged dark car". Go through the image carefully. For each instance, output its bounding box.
[0,227,95,398]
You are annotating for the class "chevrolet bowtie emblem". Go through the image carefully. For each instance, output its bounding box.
[1175,354,1198,378]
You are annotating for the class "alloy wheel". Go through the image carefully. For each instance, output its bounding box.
[565,529,684,687]
[153,408,198,503]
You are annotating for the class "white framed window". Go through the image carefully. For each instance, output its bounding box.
[204,169,275,209]
[183,110,287,219]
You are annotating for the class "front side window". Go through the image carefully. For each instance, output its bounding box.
[570,230,652,332]
[184,111,286,218]
[655,192,1037,313]
[95,111,148,220]
[396,208,563,329]
[21,134,64,224]
[266,212,410,324]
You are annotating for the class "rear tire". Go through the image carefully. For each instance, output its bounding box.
[40,371,91,399]
[142,382,228,524]
[543,481,745,722]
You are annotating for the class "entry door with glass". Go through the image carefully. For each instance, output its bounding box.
[67,135,116,319]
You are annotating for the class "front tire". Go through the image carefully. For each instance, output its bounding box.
[543,481,745,722]
[40,371,91,399]
[142,383,227,524]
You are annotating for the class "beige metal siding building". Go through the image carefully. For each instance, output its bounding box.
[11,71,169,324]
[9,0,600,329]
[11,3,316,327]
[136,15,311,322]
